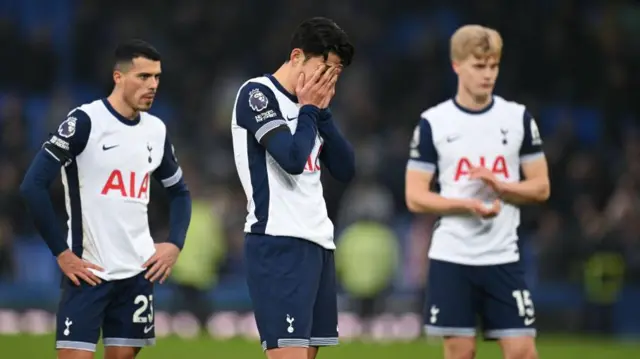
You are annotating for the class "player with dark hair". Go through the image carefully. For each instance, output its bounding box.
[20,39,192,359]
[231,17,355,359]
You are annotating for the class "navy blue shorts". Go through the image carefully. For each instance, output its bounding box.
[425,259,536,339]
[55,271,155,352]
[245,234,339,350]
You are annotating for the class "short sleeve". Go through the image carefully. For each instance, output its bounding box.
[407,118,438,172]
[235,82,288,143]
[42,109,91,166]
[520,110,545,162]
[153,133,183,188]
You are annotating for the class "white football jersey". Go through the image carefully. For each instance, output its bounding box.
[45,99,183,280]
[231,75,334,249]
[407,96,545,265]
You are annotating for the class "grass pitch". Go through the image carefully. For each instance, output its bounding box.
[0,334,638,358]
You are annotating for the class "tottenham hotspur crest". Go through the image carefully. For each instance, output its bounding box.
[286,314,295,333]
[248,88,269,112]
[429,306,439,324]
[63,317,73,336]
[147,142,153,163]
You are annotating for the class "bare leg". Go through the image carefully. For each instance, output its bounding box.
[104,346,142,359]
[57,349,94,359]
[264,347,309,359]
[443,337,476,359]
[307,347,319,359]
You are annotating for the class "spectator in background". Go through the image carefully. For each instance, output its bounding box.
[0,218,14,281]
[170,171,226,325]
[335,220,400,321]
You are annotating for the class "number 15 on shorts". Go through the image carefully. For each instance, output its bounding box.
[512,290,535,325]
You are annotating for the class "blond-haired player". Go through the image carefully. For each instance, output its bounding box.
[405,25,550,359]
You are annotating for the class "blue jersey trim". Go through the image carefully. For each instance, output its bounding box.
[101,99,141,126]
[247,132,269,233]
[63,162,84,257]
[452,96,495,114]
[266,74,298,103]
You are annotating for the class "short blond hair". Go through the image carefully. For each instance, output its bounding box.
[450,25,503,62]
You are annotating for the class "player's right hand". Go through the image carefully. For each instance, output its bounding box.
[57,249,104,286]
[468,199,501,219]
[296,64,338,108]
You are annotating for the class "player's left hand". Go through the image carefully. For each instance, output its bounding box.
[469,166,504,194]
[143,243,180,284]
[318,65,341,109]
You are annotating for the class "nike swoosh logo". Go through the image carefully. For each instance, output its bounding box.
[524,318,535,326]
[102,144,119,151]
[286,116,298,121]
[143,325,154,334]
[446,135,460,143]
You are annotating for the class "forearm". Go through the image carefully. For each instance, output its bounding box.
[165,180,192,250]
[406,190,472,215]
[19,151,68,256]
[262,105,319,174]
[499,177,550,204]
[318,116,355,182]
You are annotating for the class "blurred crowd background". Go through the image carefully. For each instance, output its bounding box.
[1,0,640,338]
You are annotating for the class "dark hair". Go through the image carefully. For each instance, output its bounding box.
[290,17,354,67]
[114,39,161,66]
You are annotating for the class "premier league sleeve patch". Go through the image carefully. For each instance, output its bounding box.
[57,117,77,138]
[529,118,542,146]
[248,88,269,112]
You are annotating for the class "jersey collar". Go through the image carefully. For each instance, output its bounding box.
[452,96,494,115]
[266,74,298,103]
[102,99,141,126]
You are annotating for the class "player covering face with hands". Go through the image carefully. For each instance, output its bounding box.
[296,64,341,109]
[231,17,354,359]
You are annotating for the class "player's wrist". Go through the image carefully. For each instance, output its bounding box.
[167,241,182,251]
[318,108,332,122]
[299,104,321,124]
[461,200,480,214]
[299,104,321,113]
[53,248,72,258]
[447,198,479,214]
[493,180,509,196]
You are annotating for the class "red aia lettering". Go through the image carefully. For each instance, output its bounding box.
[304,144,323,172]
[101,170,150,198]
[454,156,509,181]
